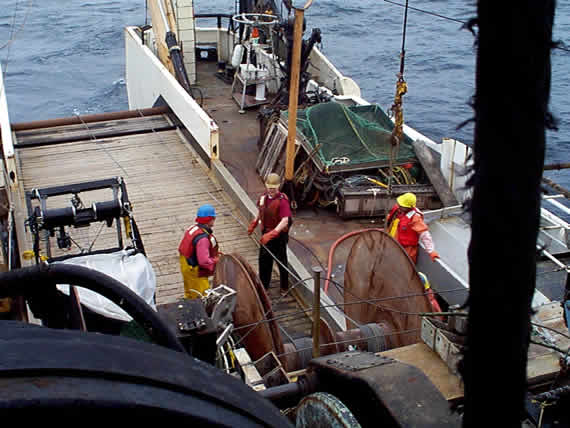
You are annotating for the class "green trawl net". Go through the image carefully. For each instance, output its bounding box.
[282,102,416,169]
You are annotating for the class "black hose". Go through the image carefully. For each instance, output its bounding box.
[0,263,185,353]
[166,31,192,94]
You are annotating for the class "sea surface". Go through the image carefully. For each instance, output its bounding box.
[1,0,569,190]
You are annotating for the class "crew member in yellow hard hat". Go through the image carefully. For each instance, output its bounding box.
[178,204,220,299]
[386,192,439,264]
[248,173,292,296]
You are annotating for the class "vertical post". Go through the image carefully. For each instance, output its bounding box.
[312,265,322,358]
[164,0,178,37]
[148,0,175,75]
[284,7,304,182]
[462,1,554,425]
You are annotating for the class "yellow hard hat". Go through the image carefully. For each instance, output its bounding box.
[397,192,416,208]
[265,173,281,189]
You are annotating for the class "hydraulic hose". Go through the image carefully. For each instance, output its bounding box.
[166,31,192,95]
[0,263,185,353]
[323,228,384,294]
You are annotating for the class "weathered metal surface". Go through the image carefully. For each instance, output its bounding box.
[213,254,281,363]
[232,253,286,358]
[197,61,267,202]
[296,392,362,428]
[323,351,395,372]
[358,322,390,353]
[337,184,438,218]
[309,350,462,427]
[319,318,339,356]
[11,106,170,131]
[213,254,315,372]
[344,230,432,347]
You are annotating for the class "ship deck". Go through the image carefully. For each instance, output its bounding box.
[192,57,570,393]
[197,59,382,305]
[12,109,311,337]
[195,58,570,307]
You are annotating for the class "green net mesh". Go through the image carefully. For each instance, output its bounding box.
[282,102,416,169]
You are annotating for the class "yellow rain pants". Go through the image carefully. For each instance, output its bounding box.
[179,255,209,299]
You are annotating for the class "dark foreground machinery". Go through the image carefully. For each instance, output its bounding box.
[0,176,460,426]
[0,262,462,427]
[0,178,566,426]
[3,259,570,427]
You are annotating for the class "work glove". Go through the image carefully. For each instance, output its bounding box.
[260,229,279,245]
[429,251,440,262]
[247,219,258,235]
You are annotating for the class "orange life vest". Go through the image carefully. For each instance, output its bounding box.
[178,224,219,276]
[387,204,422,247]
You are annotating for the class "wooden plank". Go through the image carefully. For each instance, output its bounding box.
[533,301,563,323]
[527,353,565,387]
[17,117,260,306]
[234,347,266,390]
[148,0,175,75]
[16,113,312,337]
[380,342,464,402]
[15,116,171,145]
[412,140,458,207]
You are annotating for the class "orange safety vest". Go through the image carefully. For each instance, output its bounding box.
[387,204,422,247]
[178,224,219,276]
[258,192,290,233]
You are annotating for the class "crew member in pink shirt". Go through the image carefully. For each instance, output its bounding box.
[248,173,292,296]
[178,204,219,299]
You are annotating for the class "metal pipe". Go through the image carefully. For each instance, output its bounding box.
[538,245,568,271]
[542,177,570,199]
[10,106,170,131]
[532,384,570,402]
[257,381,302,401]
[544,163,570,171]
[312,266,322,358]
[257,372,318,407]
[14,125,177,149]
[542,195,570,217]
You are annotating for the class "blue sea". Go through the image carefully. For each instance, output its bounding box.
[1,0,569,189]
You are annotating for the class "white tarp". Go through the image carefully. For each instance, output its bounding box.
[56,250,157,322]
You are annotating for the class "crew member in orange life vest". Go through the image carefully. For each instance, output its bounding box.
[248,173,292,295]
[386,193,439,264]
[178,204,219,299]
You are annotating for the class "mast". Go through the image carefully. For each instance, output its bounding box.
[284,0,313,207]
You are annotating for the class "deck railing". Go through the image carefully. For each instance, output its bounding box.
[0,69,28,270]
[125,26,219,160]
[0,69,14,189]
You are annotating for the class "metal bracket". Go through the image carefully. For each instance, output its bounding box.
[318,351,395,372]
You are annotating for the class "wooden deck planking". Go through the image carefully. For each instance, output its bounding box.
[15,120,259,306]
[15,116,172,146]
[15,83,314,340]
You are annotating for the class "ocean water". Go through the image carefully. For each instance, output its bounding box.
[1,0,569,189]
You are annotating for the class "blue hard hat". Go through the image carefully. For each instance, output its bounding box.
[197,204,216,218]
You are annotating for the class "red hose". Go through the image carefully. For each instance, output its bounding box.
[323,228,384,294]
[427,289,443,314]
